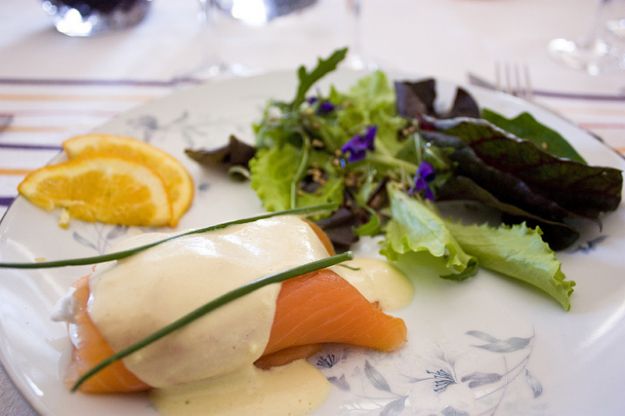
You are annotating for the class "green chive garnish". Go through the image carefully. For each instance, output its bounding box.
[0,203,336,269]
[71,251,352,392]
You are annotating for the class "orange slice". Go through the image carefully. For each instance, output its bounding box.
[18,156,171,227]
[63,134,194,226]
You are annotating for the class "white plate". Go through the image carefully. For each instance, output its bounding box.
[0,70,624,416]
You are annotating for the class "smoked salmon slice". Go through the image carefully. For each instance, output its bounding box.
[66,270,407,393]
[263,269,407,355]
[66,276,150,393]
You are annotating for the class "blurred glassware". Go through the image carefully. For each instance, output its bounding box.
[41,0,151,37]
[215,0,318,25]
[548,0,625,75]
[191,0,371,79]
[344,0,374,70]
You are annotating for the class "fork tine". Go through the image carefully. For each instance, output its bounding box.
[495,61,534,101]
[505,62,514,96]
[523,64,534,101]
[495,61,502,92]
[513,62,523,98]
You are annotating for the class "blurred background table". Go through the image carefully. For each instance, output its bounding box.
[0,0,623,414]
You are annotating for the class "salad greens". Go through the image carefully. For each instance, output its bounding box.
[187,49,623,310]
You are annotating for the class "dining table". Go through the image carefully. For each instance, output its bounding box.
[0,0,623,415]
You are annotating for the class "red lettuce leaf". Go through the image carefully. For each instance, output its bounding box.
[395,79,480,119]
[425,117,622,219]
[437,176,580,250]
[186,135,256,168]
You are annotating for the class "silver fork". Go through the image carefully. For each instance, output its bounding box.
[491,62,611,145]
[495,61,534,101]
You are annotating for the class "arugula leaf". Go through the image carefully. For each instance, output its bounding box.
[482,109,586,163]
[250,145,343,213]
[380,185,478,280]
[292,48,348,108]
[445,221,575,310]
[253,100,304,149]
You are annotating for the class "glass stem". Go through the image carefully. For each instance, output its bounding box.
[346,0,367,69]
[581,0,611,47]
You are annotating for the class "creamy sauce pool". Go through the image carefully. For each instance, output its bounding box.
[151,359,330,416]
[86,215,413,415]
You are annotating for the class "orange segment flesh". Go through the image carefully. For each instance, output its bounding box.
[18,156,171,227]
[66,276,149,393]
[67,271,406,393]
[63,134,194,226]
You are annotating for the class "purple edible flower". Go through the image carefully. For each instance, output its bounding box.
[318,100,335,114]
[306,96,335,115]
[341,125,377,163]
[409,161,436,200]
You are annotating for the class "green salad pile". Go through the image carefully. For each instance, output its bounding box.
[187,48,623,310]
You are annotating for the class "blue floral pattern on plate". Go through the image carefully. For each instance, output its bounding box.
[312,329,545,416]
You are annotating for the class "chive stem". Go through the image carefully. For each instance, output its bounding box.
[0,203,337,269]
[71,251,352,392]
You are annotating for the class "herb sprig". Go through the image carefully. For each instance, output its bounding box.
[292,47,348,109]
[0,204,336,269]
[71,251,352,392]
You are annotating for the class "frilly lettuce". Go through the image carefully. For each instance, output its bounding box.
[380,185,574,309]
[380,185,478,280]
[250,144,343,212]
[445,221,575,310]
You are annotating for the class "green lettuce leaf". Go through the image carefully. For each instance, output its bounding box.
[249,144,343,212]
[445,221,575,310]
[250,145,297,211]
[380,186,478,280]
[482,109,586,164]
[332,71,406,156]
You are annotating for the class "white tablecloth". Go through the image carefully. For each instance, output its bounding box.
[0,0,623,414]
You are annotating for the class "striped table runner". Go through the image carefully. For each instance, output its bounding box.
[0,78,623,219]
[0,78,185,218]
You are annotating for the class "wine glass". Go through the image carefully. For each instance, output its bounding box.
[41,0,151,37]
[186,0,371,80]
[191,0,256,79]
[548,0,625,75]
